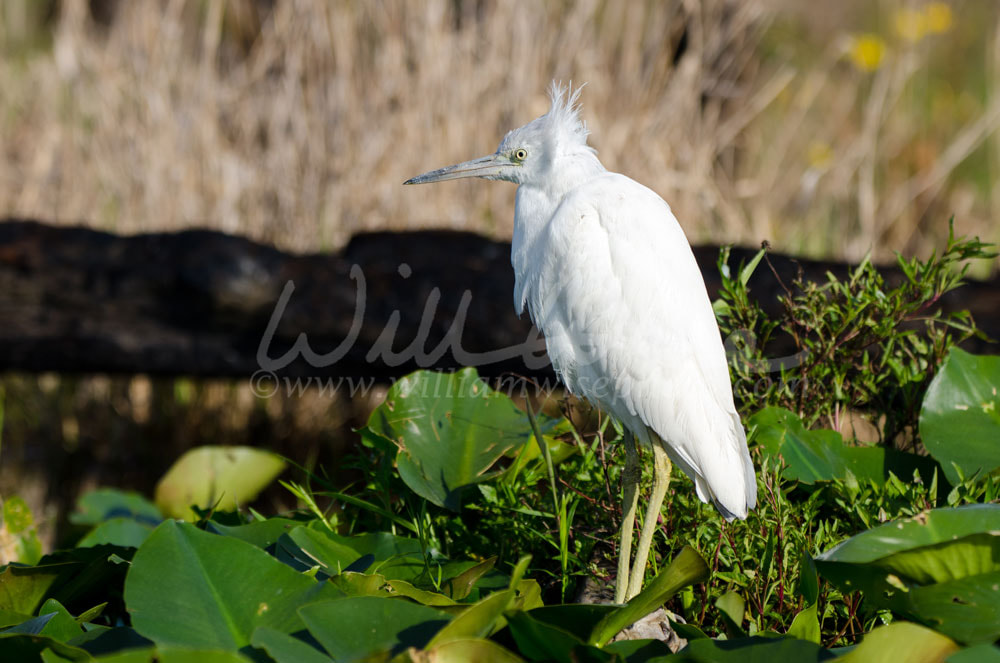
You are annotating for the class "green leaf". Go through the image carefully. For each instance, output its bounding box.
[443,556,495,601]
[73,626,152,657]
[72,488,163,549]
[789,553,821,644]
[206,518,302,549]
[0,631,92,662]
[428,588,514,646]
[751,407,938,485]
[154,447,286,520]
[320,491,418,534]
[1,496,42,565]
[3,612,56,635]
[504,610,606,663]
[788,602,820,644]
[816,505,1000,568]
[760,529,776,587]
[91,646,251,662]
[386,580,459,607]
[512,579,544,612]
[366,555,428,585]
[298,596,450,661]
[305,529,423,566]
[74,602,106,625]
[524,604,617,640]
[0,610,33,629]
[36,598,83,643]
[740,246,768,287]
[285,526,364,576]
[33,546,134,620]
[716,590,747,637]
[670,619,710,641]
[0,564,64,614]
[77,518,155,549]
[508,556,532,591]
[124,520,341,650]
[500,427,577,486]
[815,505,1000,644]
[588,545,710,646]
[603,637,674,660]
[797,551,819,605]
[329,572,388,597]
[836,622,959,662]
[408,638,524,662]
[667,635,834,661]
[364,368,536,510]
[250,626,333,663]
[947,644,1000,663]
[277,528,431,582]
[919,348,1000,484]
[71,490,162,527]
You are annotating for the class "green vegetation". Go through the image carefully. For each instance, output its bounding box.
[0,237,998,661]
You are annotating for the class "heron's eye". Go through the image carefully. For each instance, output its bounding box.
[514,148,528,161]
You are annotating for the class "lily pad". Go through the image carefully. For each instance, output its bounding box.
[667,635,834,662]
[298,596,450,661]
[77,518,156,549]
[154,447,286,520]
[125,520,341,650]
[919,348,1000,484]
[837,621,959,662]
[751,407,938,485]
[364,368,538,510]
[72,489,162,527]
[250,626,332,663]
[815,505,1000,644]
[413,638,523,662]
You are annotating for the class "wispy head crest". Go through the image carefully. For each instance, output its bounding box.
[545,81,592,150]
[497,80,596,159]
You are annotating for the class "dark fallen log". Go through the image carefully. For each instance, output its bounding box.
[0,219,995,381]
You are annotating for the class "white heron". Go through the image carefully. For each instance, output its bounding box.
[405,82,756,603]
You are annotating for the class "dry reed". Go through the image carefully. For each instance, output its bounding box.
[0,0,993,268]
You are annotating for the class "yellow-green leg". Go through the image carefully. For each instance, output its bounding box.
[625,437,672,600]
[614,430,641,604]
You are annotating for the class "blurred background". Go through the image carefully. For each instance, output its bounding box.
[1,0,998,546]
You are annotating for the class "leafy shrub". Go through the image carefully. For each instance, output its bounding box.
[716,221,995,442]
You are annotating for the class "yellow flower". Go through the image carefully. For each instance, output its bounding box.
[924,2,953,34]
[894,8,927,43]
[849,34,887,72]
[807,141,833,169]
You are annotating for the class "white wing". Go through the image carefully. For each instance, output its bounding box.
[519,173,756,518]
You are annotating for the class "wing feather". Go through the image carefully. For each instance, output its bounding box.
[524,173,756,517]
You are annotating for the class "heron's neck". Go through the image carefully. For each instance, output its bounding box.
[516,150,605,226]
[548,150,606,201]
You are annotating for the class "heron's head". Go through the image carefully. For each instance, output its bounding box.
[404,82,598,188]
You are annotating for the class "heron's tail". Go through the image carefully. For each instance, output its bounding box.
[656,413,756,521]
[703,414,756,520]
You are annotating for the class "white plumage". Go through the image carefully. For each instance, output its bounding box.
[406,82,756,601]
[515,173,755,519]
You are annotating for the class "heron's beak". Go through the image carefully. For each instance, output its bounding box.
[404,153,507,185]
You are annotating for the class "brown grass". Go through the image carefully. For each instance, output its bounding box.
[1,0,994,268]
